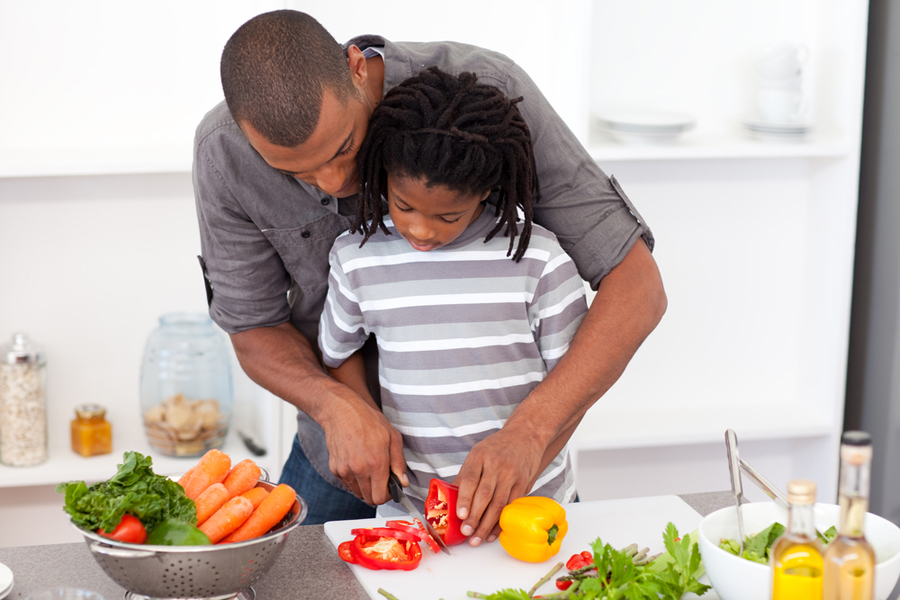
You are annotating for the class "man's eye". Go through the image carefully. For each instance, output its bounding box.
[336,140,355,157]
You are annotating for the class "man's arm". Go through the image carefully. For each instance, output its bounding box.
[229,322,406,504]
[453,238,666,545]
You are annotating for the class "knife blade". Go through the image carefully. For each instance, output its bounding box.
[388,471,451,555]
[725,429,746,556]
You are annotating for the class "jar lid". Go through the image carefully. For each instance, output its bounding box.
[787,479,817,504]
[2,333,45,365]
[75,403,106,419]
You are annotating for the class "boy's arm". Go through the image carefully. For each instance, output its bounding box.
[325,350,378,411]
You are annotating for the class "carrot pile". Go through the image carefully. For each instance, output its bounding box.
[177,449,296,544]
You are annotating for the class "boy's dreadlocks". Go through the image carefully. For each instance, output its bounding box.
[354,66,539,262]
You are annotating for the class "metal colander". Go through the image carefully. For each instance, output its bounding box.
[73,481,307,600]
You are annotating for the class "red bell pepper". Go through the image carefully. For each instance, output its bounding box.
[424,479,468,546]
[385,519,441,553]
[338,530,423,571]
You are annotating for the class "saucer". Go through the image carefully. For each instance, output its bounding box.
[742,118,811,140]
[0,562,13,600]
[598,109,696,143]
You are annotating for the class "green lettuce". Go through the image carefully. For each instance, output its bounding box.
[57,451,196,533]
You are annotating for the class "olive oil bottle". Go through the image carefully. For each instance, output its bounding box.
[823,431,876,600]
[771,479,825,600]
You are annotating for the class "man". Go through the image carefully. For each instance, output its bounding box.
[193,10,666,546]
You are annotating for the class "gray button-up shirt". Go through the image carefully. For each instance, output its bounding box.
[192,34,653,489]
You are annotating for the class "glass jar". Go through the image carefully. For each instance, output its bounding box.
[71,403,112,457]
[140,313,233,457]
[0,333,48,466]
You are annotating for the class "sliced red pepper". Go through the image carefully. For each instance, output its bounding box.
[338,540,356,563]
[385,519,441,554]
[352,533,422,570]
[350,527,420,542]
[424,479,468,546]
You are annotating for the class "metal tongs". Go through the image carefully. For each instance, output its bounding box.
[725,429,790,555]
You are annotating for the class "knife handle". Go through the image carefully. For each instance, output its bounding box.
[388,471,404,503]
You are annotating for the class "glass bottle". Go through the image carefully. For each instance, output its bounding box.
[823,431,875,600]
[771,479,825,600]
[70,403,113,457]
[140,312,233,457]
[0,333,48,466]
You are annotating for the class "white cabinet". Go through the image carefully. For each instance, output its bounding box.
[572,0,869,503]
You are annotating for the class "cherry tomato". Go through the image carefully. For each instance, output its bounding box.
[98,514,147,544]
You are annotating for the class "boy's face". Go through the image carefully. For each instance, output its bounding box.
[386,174,488,252]
[239,87,372,198]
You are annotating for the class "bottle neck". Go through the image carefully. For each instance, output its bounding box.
[838,456,871,537]
[788,501,818,538]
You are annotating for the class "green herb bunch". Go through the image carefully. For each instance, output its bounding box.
[57,451,196,533]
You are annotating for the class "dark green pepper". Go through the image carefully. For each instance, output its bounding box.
[146,518,211,546]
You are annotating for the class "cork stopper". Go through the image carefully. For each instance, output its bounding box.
[841,430,873,465]
[787,479,817,504]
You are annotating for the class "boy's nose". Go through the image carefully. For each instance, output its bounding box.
[407,218,434,241]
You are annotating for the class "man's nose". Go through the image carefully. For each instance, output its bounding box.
[311,163,346,195]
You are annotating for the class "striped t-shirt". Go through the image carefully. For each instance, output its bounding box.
[318,207,588,506]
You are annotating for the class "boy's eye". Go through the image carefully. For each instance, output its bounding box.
[394,202,412,212]
[440,216,463,224]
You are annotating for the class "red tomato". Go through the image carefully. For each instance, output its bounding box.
[97,514,147,544]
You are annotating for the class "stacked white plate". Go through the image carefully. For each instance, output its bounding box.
[597,109,696,144]
[0,563,12,600]
[742,118,811,141]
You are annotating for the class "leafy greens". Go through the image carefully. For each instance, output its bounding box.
[719,522,838,565]
[57,451,196,533]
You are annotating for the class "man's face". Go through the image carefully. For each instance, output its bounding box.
[240,87,373,198]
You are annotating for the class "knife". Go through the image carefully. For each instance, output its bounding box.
[388,471,451,555]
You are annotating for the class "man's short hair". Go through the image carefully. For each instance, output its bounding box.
[220,10,357,147]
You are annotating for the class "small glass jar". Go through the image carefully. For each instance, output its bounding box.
[71,403,112,457]
[140,313,233,457]
[0,333,48,466]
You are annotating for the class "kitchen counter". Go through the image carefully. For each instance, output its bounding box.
[0,492,734,600]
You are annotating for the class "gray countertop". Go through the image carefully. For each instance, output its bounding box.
[0,491,734,600]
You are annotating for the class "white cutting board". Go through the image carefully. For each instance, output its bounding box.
[325,494,721,600]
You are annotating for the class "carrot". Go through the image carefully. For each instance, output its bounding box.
[221,483,296,543]
[183,449,232,500]
[199,496,254,543]
[194,482,230,526]
[241,486,269,509]
[222,459,261,499]
[177,466,195,490]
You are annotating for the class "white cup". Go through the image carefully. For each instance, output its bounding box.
[757,42,808,80]
[757,86,807,123]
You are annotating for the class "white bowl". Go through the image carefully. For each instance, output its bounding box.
[698,502,900,600]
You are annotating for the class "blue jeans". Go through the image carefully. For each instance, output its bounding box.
[279,435,376,524]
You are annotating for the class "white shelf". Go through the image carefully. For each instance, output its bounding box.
[573,404,833,452]
[0,145,192,178]
[588,131,853,163]
[0,427,278,489]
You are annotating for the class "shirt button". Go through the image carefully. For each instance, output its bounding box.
[320,197,331,206]
[301,231,311,239]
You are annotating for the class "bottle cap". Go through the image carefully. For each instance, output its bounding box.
[75,404,107,419]
[841,431,872,447]
[787,479,817,504]
[2,333,45,365]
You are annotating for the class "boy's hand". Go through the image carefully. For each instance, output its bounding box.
[451,428,544,545]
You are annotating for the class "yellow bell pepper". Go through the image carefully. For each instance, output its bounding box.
[498,495,568,563]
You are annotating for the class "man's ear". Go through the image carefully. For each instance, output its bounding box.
[346,45,368,88]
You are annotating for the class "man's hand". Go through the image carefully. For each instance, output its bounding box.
[230,322,405,505]
[452,428,544,545]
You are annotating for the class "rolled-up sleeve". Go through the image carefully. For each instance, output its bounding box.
[503,63,654,290]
